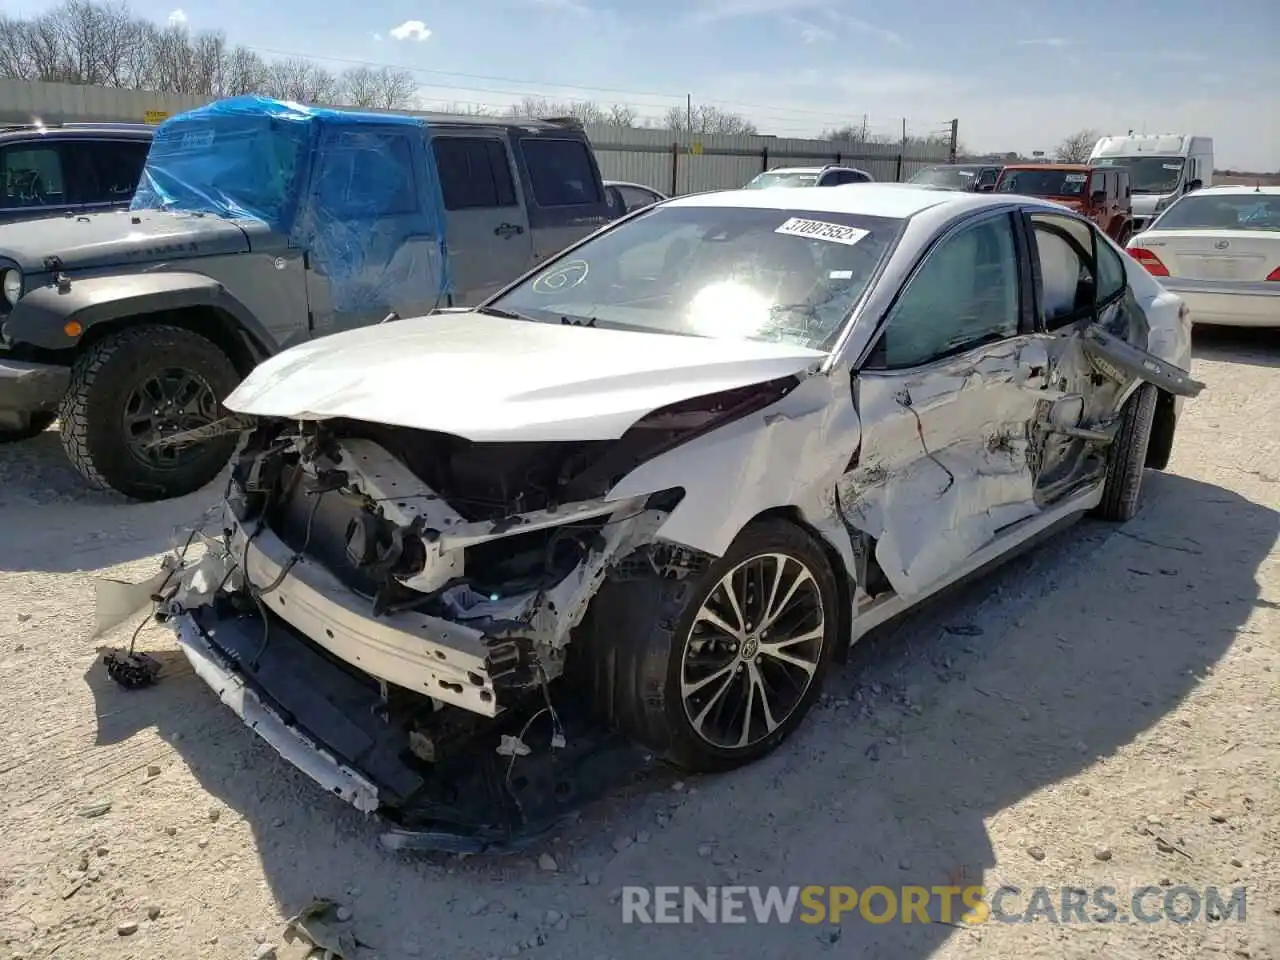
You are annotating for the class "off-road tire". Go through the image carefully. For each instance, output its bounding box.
[0,411,56,444]
[59,325,240,501]
[1092,382,1158,522]
[575,519,840,773]
[1116,223,1134,247]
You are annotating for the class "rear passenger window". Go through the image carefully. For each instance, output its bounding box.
[1032,213,1097,329]
[520,138,602,207]
[432,137,517,210]
[1095,232,1128,304]
[1,144,65,208]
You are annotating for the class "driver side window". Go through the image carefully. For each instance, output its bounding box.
[873,213,1021,369]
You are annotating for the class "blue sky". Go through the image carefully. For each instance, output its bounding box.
[4,0,1278,169]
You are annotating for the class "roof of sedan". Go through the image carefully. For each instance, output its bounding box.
[1200,184,1280,195]
[665,183,1002,219]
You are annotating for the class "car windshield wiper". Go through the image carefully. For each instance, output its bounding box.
[475,305,538,322]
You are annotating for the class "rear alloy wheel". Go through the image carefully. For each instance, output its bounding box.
[1092,382,1158,522]
[579,519,839,772]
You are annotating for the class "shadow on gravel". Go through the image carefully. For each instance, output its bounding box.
[82,471,1277,960]
[1192,325,1280,368]
[0,430,226,573]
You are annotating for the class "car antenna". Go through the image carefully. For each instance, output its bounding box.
[381,311,400,324]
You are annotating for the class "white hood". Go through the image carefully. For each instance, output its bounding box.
[224,312,827,442]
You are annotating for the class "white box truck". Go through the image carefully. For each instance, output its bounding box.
[1088,134,1213,232]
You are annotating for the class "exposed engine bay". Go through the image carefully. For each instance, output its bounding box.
[131,408,748,847]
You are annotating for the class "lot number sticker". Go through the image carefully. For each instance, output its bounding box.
[775,217,869,246]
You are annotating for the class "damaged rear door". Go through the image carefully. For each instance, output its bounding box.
[841,208,1053,598]
[1022,210,1204,502]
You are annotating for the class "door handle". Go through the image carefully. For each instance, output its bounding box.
[494,223,525,238]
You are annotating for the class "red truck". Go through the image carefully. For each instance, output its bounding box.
[995,163,1135,244]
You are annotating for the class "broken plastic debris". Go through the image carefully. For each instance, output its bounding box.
[92,556,179,639]
[496,735,532,757]
[282,898,361,959]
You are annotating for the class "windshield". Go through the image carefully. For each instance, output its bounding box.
[745,172,819,189]
[132,116,306,228]
[1093,156,1184,194]
[1152,194,1280,231]
[909,166,979,190]
[997,169,1089,197]
[489,205,903,351]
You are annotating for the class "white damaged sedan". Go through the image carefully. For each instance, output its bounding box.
[126,185,1204,837]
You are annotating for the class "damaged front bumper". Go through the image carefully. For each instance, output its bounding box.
[171,610,382,813]
[113,423,679,841]
[228,519,503,717]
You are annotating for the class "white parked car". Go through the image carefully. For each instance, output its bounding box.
[114,185,1203,838]
[1127,185,1280,327]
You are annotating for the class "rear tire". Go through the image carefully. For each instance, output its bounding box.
[58,325,240,501]
[576,519,840,773]
[0,410,56,444]
[1092,382,1158,522]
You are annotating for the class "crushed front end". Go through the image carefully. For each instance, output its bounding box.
[148,416,690,849]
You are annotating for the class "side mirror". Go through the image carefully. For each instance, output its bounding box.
[1186,178,1203,193]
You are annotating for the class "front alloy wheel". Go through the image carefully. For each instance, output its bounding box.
[680,553,826,750]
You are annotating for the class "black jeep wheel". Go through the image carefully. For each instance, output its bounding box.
[576,519,840,773]
[58,325,240,501]
[0,410,56,444]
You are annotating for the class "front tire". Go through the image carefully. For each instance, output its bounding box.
[58,325,240,501]
[578,519,840,773]
[1092,382,1158,522]
[0,410,56,444]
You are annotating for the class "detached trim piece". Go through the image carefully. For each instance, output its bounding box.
[1081,326,1206,398]
[232,522,502,716]
[172,614,381,813]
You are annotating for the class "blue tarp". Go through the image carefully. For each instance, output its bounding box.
[132,95,450,311]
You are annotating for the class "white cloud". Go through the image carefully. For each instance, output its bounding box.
[388,19,432,41]
[372,32,383,41]
[167,8,187,24]
[1017,37,1069,47]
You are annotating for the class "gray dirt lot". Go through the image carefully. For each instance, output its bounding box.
[0,328,1277,960]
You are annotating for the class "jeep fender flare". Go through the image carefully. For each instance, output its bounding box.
[4,271,271,366]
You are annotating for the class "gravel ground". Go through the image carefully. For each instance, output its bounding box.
[0,328,1277,960]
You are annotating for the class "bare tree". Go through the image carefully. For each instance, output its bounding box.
[662,103,757,136]
[1056,128,1099,163]
[261,57,339,104]
[218,45,269,97]
[504,95,638,127]
[339,66,418,110]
